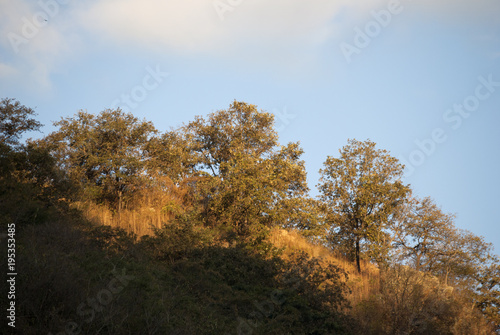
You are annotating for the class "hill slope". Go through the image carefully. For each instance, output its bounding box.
[1,207,494,334]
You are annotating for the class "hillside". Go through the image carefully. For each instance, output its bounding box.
[0,206,494,334]
[1,98,499,334]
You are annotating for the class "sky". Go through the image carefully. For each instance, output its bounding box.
[1,0,500,252]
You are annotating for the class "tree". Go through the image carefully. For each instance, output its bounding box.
[434,228,493,286]
[433,229,499,329]
[0,99,68,225]
[184,100,278,178]
[318,139,410,272]
[392,196,500,328]
[392,197,455,272]
[46,109,156,211]
[354,264,495,334]
[145,129,198,184]
[181,101,310,236]
[393,197,495,285]
[0,98,42,147]
[0,97,43,175]
[474,260,500,331]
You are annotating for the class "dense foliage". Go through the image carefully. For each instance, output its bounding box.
[318,139,410,272]
[1,98,498,334]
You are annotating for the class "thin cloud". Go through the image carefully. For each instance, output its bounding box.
[2,0,499,93]
[76,0,500,59]
[77,0,355,55]
[0,0,81,93]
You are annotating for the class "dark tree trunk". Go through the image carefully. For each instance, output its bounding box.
[415,253,421,272]
[356,236,361,273]
[118,189,122,213]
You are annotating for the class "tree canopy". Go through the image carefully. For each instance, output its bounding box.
[319,139,410,272]
[3,98,499,332]
[181,101,310,236]
[46,109,156,210]
[0,97,42,147]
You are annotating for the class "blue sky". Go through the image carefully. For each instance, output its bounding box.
[1,0,500,252]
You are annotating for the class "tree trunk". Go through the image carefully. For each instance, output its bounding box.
[118,189,123,213]
[356,236,361,273]
[415,253,421,272]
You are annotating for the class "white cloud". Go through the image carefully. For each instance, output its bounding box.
[78,0,218,53]
[76,0,500,59]
[77,0,358,55]
[73,0,392,78]
[0,0,81,92]
[2,0,499,92]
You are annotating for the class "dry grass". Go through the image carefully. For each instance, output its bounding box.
[76,195,380,307]
[74,178,192,236]
[268,227,380,305]
[73,201,172,236]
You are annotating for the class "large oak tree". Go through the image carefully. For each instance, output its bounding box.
[181,101,311,236]
[319,139,410,272]
[46,109,156,211]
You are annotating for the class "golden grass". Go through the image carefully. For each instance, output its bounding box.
[73,201,173,236]
[76,195,380,307]
[268,227,380,305]
[74,178,192,236]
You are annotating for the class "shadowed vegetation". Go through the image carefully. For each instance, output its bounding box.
[1,98,498,334]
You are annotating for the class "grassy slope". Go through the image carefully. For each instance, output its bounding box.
[1,204,494,334]
[1,208,354,334]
